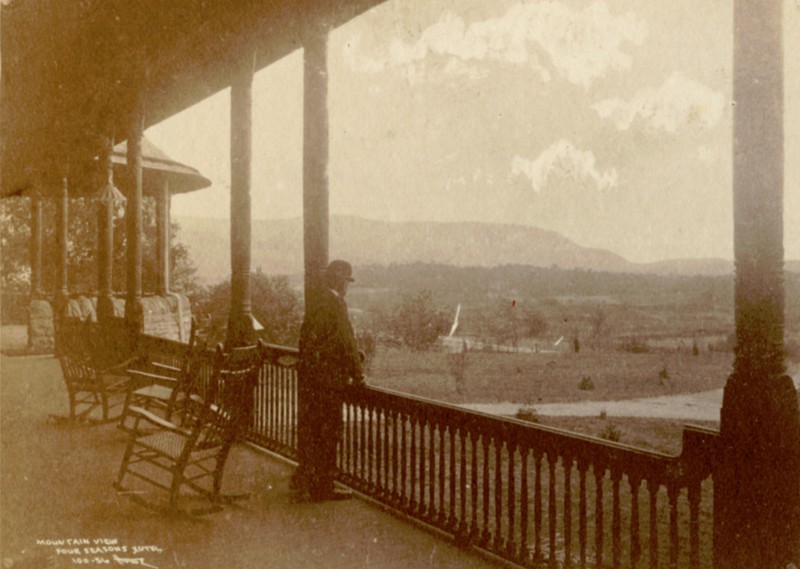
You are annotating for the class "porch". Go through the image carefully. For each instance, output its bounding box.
[0,353,498,569]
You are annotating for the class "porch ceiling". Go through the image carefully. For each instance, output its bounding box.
[0,0,385,197]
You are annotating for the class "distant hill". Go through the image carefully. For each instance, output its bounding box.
[175,215,799,284]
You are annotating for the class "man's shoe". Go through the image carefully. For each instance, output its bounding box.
[310,488,353,502]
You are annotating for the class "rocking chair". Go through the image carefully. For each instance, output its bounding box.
[113,343,262,515]
[54,353,131,423]
[118,318,207,433]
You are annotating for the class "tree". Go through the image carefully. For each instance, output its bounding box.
[192,271,302,347]
[523,307,549,338]
[0,195,200,298]
[387,290,448,351]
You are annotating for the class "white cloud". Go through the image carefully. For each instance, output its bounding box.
[512,139,618,193]
[343,1,647,87]
[593,73,725,132]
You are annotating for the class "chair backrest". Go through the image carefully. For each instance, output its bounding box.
[189,343,262,450]
[58,352,100,391]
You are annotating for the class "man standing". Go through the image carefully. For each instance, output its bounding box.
[293,260,365,501]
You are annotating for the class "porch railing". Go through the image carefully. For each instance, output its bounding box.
[135,331,721,569]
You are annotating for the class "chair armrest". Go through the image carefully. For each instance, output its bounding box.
[127,369,179,386]
[100,356,140,375]
[149,362,182,378]
[127,405,189,434]
[151,362,181,373]
[188,394,220,414]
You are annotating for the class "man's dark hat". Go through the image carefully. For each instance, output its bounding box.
[327,260,355,282]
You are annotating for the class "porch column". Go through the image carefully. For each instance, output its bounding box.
[156,178,171,296]
[226,51,256,348]
[54,176,70,349]
[96,140,116,323]
[55,176,69,307]
[302,24,330,310]
[29,192,45,300]
[125,85,145,331]
[715,1,800,567]
[296,22,331,486]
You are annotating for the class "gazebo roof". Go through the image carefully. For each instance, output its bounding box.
[112,138,211,195]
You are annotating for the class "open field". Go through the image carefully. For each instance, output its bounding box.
[367,347,733,406]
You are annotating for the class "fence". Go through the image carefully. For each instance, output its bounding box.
[136,331,720,569]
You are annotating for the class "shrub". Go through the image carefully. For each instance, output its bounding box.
[515,405,540,423]
[357,330,377,368]
[692,340,700,356]
[578,376,595,391]
[599,409,608,420]
[658,366,671,386]
[447,340,469,396]
[598,423,621,442]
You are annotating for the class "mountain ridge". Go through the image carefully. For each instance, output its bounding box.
[175,215,800,283]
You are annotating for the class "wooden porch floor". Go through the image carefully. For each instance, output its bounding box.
[0,353,499,569]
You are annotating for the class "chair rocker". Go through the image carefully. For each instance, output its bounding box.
[52,352,131,424]
[113,343,262,515]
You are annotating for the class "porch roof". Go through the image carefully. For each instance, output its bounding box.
[0,0,386,197]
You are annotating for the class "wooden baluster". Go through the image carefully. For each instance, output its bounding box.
[630,477,642,568]
[356,403,363,483]
[439,422,446,524]
[534,451,543,563]
[470,431,479,542]
[507,440,517,558]
[401,412,408,508]
[495,439,504,551]
[376,408,383,490]
[481,434,491,547]
[548,453,557,567]
[595,464,605,569]
[290,370,296,449]
[449,424,457,529]
[563,455,573,569]
[579,461,588,569]
[520,446,529,565]
[367,404,375,491]
[281,368,286,444]
[612,470,622,569]
[429,422,437,520]
[668,483,679,569]
[459,426,467,535]
[420,419,429,518]
[383,408,390,496]
[647,480,659,569]
[349,404,356,477]
[410,416,418,512]
[391,409,398,501]
[688,482,700,569]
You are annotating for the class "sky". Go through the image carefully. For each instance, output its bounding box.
[147,0,800,264]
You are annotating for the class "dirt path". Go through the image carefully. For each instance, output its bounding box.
[461,369,799,422]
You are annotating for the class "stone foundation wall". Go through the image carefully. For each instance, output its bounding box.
[28,299,54,351]
[141,295,192,342]
[62,294,192,342]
